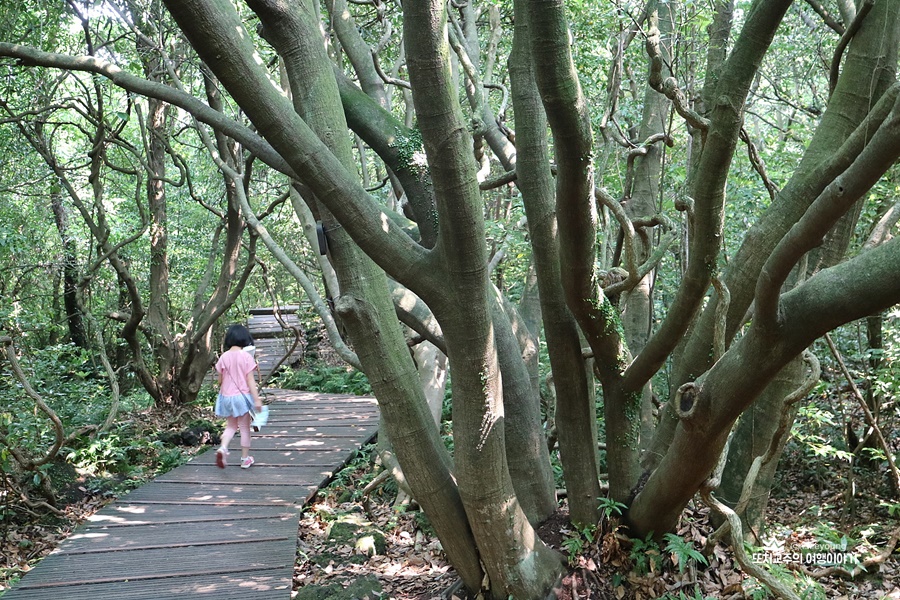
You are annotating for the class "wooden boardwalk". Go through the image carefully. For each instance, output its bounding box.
[3,390,379,599]
[248,308,305,381]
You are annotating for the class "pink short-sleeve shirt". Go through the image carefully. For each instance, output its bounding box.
[216,350,257,396]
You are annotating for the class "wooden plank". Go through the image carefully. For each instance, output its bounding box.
[156,464,336,487]
[252,335,299,343]
[121,482,316,505]
[270,391,377,403]
[60,518,294,554]
[248,314,301,325]
[83,503,293,527]
[2,389,379,600]
[1,568,291,600]
[253,410,377,421]
[249,306,300,315]
[192,448,352,467]
[13,539,295,588]
[258,420,378,430]
[249,425,379,438]
[243,437,369,451]
[268,408,379,418]
[248,314,300,324]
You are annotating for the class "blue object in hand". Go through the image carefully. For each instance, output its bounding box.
[251,405,269,431]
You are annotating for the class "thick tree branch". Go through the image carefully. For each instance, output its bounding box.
[333,69,439,248]
[830,0,874,97]
[388,280,445,353]
[756,92,900,330]
[803,0,846,35]
[161,1,429,290]
[324,0,389,107]
[631,234,900,537]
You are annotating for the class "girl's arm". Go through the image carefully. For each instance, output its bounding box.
[246,370,263,410]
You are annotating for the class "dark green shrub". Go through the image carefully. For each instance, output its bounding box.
[273,364,372,395]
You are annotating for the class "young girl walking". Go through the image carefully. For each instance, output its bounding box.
[214,324,263,469]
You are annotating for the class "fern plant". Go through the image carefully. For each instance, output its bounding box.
[662,533,709,573]
[598,496,627,520]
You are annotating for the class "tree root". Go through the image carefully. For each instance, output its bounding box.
[701,486,801,600]
[703,436,801,600]
[362,469,392,521]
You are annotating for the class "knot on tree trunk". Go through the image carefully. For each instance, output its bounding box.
[334,293,366,321]
[673,382,702,425]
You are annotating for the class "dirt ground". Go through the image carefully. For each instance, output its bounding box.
[290,452,900,600]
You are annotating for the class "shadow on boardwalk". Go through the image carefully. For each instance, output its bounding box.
[2,390,378,600]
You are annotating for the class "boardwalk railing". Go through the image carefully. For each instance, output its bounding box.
[3,390,378,600]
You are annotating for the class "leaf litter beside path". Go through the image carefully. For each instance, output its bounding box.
[293,446,900,600]
[293,443,457,599]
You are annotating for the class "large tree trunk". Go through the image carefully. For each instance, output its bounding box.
[526,0,641,503]
[491,291,557,525]
[145,91,175,402]
[509,0,601,526]
[222,0,485,592]
[400,3,564,595]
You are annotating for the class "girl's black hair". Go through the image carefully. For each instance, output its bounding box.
[224,324,254,348]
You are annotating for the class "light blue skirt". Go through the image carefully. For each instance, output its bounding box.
[215,393,254,418]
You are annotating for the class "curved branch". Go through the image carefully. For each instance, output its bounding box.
[829,0,874,97]
[623,133,674,201]
[804,0,846,35]
[1,337,66,469]
[371,48,411,89]
[0,42,295,177]
[388,280,445,353]
[740,127,778,201]
[761,350,820,469]
[646,22,708,132]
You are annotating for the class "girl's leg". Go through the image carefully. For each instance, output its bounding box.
[217,416,239,468]
[221,416,239,450]
[238,413,252,459]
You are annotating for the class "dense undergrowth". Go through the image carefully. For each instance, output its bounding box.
[0,342,222,592]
